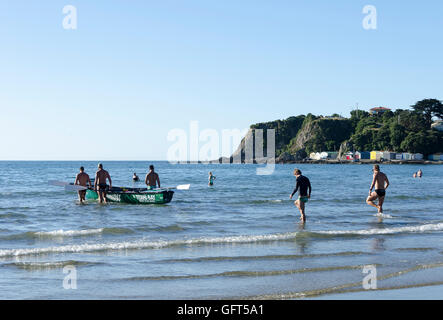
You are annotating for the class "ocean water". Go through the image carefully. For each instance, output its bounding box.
[0,161,442,299]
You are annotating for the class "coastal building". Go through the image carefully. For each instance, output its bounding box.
[395,153,403,160]
[309,152,338,160]
[327,152,338,159]
[309,152,328,160]
[369,107,391,116]
[309,152,319,160]
[431,120,443,132]
[355,151,370,160]
[412,153,423,160]
[344,152,354,160]
[370,151,383,161]
[382,152,396,160]
[428,154,443,161]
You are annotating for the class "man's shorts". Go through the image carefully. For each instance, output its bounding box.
[98,184,108,192]
[298,196,309,203]
[375,189,386,197]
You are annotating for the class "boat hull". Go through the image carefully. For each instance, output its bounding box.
[86,188,174,204]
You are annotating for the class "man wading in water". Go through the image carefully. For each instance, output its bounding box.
[366,164,390,213]
[74,166,91,203]
[289,169,312,223]
[145,165,160,190]
[94,163,112,203]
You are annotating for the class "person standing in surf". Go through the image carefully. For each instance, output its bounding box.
[74,166,92,203]
[208,172,216,186]
[366,164,390,213]
[94,163,112,203]
[289,169,311,223]
[145,165,160,190]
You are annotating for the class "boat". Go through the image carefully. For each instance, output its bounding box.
[85,186,174,204]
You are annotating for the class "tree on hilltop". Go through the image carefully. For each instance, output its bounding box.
[411,99,443,129]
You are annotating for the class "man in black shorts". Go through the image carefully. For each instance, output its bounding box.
[367,164,389,213]
[94,163,112,203]
[289,169,312,223]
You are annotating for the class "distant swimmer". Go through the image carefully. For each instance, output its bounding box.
[208,172,216,186]
[417,169,423,178]
[133,173,140,182]
[366,164,389,213]
[289,169,311,223]
[145,165,160,190]
[94,163,112,203]
[413,172,417,178]
[74,166,91,203]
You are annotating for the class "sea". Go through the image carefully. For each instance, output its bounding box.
[0,161,442,299]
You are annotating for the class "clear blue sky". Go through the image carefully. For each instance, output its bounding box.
[1,0,442,160]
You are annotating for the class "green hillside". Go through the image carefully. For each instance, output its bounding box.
[239,99,443,160]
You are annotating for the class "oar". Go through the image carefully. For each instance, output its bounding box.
[49,180,91,191]
[48,180,70,187]
[64,184,91,191]
[165,184,191,190]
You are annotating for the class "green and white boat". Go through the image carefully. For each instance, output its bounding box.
[85,187,174,204]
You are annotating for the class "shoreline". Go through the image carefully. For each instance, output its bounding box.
[200,159,443,165]
[309,283,443,300]
[276,159,443,165]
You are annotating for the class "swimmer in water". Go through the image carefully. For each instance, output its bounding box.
[208,172,216,186]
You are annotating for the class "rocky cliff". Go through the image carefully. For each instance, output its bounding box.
[227,115,353,163]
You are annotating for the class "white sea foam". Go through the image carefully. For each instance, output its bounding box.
[0,232,297,257]
[317,223,443,236]
[373,213,393,219]
[1,223,442,257]
[34,228,104,237]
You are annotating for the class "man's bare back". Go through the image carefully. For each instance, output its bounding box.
[373,171,388,190]
[95,169,111,186]
[75,172,91,187]
[145,165,160,188]
[145,172,160,187]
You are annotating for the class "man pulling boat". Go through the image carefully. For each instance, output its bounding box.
[74,166,91,203]
[94,163,112,203]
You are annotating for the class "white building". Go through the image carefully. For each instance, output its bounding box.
[431,120,443,132]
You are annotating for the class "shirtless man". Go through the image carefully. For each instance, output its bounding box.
[145,165,160,189]
[289,169,312,223]
[366,165,390,213]
[74,166,91,203]
[94,163,112,203]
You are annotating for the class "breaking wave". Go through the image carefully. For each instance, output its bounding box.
[0,232,298,257]
[1,222,442,257]
[313,223,443,236]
